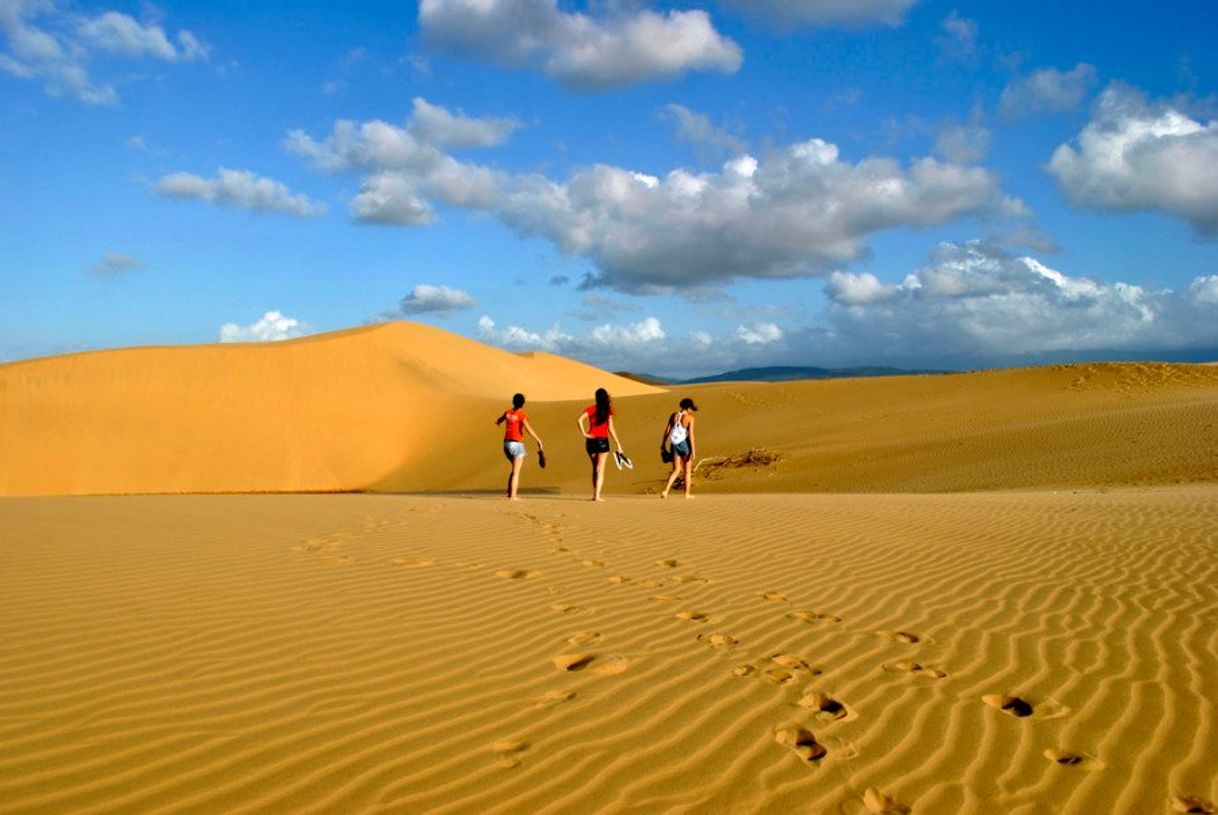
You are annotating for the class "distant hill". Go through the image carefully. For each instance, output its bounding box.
[615,365,951,385]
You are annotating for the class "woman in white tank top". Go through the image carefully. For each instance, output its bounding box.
[660,397,698,499]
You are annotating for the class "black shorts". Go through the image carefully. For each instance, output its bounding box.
[585,437,610,455]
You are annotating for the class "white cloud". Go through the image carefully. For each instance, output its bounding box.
[76,11,208,61]
[999,63,1097,120]
[397,284,476,315]
[717,0,916,28]
[219,311,309,343]
[937,12,977,62]
[156,168,327,217]
[1048,84,1218,236]
[935,118,991,165]
[408,97,520,149]
[736,322,784,344]
[589,316,666,346]
[90,252,144,276]
[825,270,896,305]
[1191,275,1218,305]
[819,240,1218,363]
[663,103,747,159]
[291,104,1012,292]
[417,0,742,89]
[0,1,206,104]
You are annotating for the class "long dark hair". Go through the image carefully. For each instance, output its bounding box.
[594,388,611,425]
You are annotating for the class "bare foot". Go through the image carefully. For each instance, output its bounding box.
[660,491,669,499]
[593,496,606,502]
[684,494,696,499]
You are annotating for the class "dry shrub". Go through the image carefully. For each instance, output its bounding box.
[695,448,782,481]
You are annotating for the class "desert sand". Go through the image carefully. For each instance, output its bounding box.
[1,323,1217,813]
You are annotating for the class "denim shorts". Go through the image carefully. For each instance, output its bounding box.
[672,440,691,459]
[503,441,526,461]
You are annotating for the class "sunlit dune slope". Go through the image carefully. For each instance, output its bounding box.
[0,322,661,496]
[382,361,1218,494]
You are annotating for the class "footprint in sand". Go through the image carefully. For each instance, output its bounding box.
[552,653,629,675]
[582,559,605,568]
[655,559,680,568]
[496,568,539,580]
[609,575,632,584]
[863,788,911,814]
[774,726,827,764]
[566,631,603,645]
[676,610,709,622]
[877,630,922,645]
[490,739,529,768]
[786,610,842,625]
[637,578,664,589]
[757,590,789,603]
[1172,795,1218,814]
[732,663,758,677]
[551,546,570,554]
[534,689,576,709]
[550,602,582,614]
[1043,749,1104,771]
[392,557,434,568]
[760,654,822,685]
[983,694,1070,720]
[674,575,713,586]
[698,632,739,649]
[882,660,948,679]
[798,691,856,722]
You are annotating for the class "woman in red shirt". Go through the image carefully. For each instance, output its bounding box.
[576,388,625,502]
[496,393,544,500]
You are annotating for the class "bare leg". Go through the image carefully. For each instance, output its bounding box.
[508,455,523,499]
[682,458,694,497]
[593,452,608,501]
[661,456,683,498]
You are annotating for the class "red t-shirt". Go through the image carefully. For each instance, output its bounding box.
[503,409,527,442]
[584,405,613,438]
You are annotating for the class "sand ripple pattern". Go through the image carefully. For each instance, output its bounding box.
[1,489,1216,813]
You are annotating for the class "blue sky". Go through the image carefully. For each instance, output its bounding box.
[3,0,1217,377]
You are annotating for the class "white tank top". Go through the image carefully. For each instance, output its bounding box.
[669,410,688,445]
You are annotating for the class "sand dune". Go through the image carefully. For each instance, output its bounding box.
[1,489,1215,813]
[0,323,659,496]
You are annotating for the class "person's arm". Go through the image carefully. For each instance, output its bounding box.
[523,417,543,449]
[495,413,506,426]
[661,413,675,449]
[608,416,624,451]
[686,415,696,460]
[577,411,590,438]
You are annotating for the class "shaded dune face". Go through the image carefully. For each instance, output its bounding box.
[3,323,1218,496]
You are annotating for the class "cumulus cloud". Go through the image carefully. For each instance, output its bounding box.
[1191,275,1218,305]
[0,1,206,104]
[289,102,1016,293]
[407,97,520,149]
[156,168,327,217]
[476,312,792,377]
[395,284,476,315]
[819,240,1218,364]
[1048,84,1218,236]
[417,0,742,89]
[999,63,1097,120]
[717,0,916,28]
[90,252,144,276]
[736,322,784,344]
[219,311,309,343]
[663,103,747,159]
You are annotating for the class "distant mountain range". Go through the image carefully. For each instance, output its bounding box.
[614,365,952,386]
